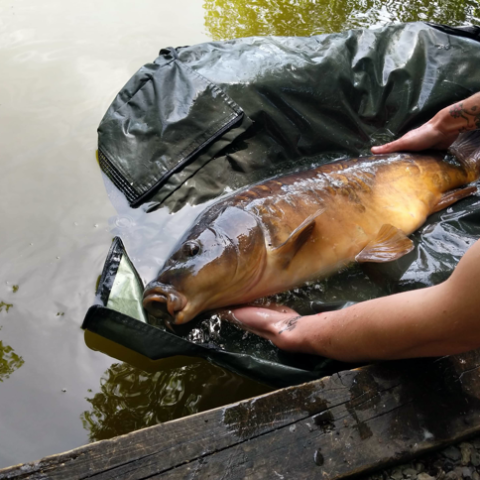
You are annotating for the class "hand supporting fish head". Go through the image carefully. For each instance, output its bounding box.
[143,206,266,324]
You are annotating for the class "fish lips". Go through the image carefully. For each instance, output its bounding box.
[143,281,187,324]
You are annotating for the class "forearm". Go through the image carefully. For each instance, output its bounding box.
[431,91,480,135]
[286,239,480,362]
[230,281,477,363]
[290,283,462,362]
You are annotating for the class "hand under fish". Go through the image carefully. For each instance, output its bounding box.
[217,305,302,352]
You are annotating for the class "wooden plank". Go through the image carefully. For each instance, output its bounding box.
[1,350,480,480]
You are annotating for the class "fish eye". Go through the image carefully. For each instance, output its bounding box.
[183,241,200,257]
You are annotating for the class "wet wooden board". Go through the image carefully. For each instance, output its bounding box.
[2,350,480,480]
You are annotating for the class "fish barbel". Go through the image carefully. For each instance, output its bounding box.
[143,132,480,324]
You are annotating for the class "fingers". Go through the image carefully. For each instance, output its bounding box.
[257,304,298,315]
[220,305,297,326]
[221,305,300,343]
[371,130,421,154]
[230,306,288,329]
[371,140,403,154]
[371,123,449,154]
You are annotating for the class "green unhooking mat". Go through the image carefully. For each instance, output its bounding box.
[83,22,480,387]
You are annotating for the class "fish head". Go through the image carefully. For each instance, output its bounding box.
[143,206,266,324]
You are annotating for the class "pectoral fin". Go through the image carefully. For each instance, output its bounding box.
[355,224,414,263]
[272,208,324,269]
[449,130,480,176]
[432,186,477,213]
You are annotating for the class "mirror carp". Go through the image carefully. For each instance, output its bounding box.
[143,132,480,325]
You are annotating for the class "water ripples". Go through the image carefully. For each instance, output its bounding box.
[204,0,479,40]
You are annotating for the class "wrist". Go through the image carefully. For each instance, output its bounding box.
[429,107,453,136]
[271,317,303,352]
[269,314,311,353]
[272,313,332,356]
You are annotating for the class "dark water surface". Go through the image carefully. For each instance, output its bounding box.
[0,0,478,469]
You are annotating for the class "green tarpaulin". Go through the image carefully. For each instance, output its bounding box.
[83,22,480,387]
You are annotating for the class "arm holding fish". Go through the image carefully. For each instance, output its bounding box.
[231,238,480,362]
[371,92,480,154]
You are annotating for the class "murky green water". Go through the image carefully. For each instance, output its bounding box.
[0,0,478,469]
[205,0,479,39]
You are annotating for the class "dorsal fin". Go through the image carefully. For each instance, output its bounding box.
[449,130,480,177]
[355,224,414,263]
[271,208,325,269]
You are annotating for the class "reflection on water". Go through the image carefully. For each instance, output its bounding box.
[81,331,272,441]
[0,336,24,383]
[204,0,479,40]
[81,359,270,442]
[0,302,13,313]
[0,305,24,382]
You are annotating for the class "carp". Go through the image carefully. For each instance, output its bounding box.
[143,132,480,325]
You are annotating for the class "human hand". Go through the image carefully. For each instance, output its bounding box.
[372,93,480,154]
[371,122,458,154]
[220,305,305,352]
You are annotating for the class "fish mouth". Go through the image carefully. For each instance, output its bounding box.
[143,282,188,324]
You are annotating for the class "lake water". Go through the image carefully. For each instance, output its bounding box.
[0,0,478,468]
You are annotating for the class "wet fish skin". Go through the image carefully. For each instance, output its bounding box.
[145,205,267,323]
[143,133,480,324]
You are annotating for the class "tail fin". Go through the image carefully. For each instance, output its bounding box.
[449,130,480,178]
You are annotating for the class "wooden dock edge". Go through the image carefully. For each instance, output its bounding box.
[2,350,480,479]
